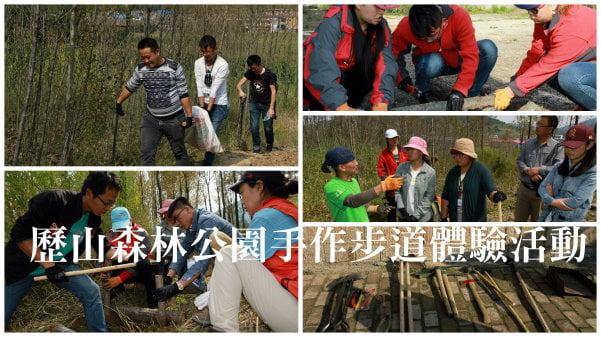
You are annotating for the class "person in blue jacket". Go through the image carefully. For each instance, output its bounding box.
[538,124,596,222]
[304,4,399,111]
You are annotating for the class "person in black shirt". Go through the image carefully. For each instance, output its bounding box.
[236,55,277,154]
[4,172,133,332]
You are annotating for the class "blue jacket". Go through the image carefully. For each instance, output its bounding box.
[169,209,233,283]
[538,162,596,222]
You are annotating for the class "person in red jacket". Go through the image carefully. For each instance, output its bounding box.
[377,129,409,221]
[304,5,399,111]
[393,5,498,110]
[495,5,596,111]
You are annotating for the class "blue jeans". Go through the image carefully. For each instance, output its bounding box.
[415,39,498,97]
[249,102,274,150]
[203,104,229,166]
[141,111,189,166]
[5,264,106,332]
[546,62,596,110]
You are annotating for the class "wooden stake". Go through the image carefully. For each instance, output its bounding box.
[435,268,453,316]
[515,270,550,332]
[406,263,414,332]
[155,275,167,325]
[473,270,515,305]
[34,263,137,281]
[466,274,490,324]
[442,272,459,319]
[482,273,529,332]
[399,261,405,332]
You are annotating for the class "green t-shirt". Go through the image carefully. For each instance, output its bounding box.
[324,177,370,222]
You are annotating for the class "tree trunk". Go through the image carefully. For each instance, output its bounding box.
[12,5,40,165]
[59,7,77,165]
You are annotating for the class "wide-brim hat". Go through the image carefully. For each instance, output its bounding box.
[450,138,477,159]
[403,136,429,157]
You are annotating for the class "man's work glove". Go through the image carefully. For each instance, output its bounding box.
[115,103,124,116]
[335,102,358,111]
[492,191,507,203]
[380,175,403,192]
[446,90,465,111]
[494,88,513,110]
[372,103,388,111]
[377,202,394,215]
[136,258,155,271]
[103,276,123,290]
[182,116,193,128]
[45,265,68,284]
[164,276,173,285]
[398,77,413,92]
[153,283,180,301]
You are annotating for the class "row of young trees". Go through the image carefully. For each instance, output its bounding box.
[6,5,298,166]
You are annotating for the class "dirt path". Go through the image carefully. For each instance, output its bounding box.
[192,146,298,166]
[304,10,577,110]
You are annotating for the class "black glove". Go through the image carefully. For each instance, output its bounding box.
[153,283,179,301]
[115,103,124,116]
[398,77,413,92]
[45,265,68,283]
[136,258,154,271]
[493,190,507,203]
[407,215,419,222]
[397,208,409,221]
[440,217,449,222]
[446,90,465,111]
[182,116,193,128]
[378,202,394,215]
[164,276,173,285]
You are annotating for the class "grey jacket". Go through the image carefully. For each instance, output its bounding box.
[394,162,436,221]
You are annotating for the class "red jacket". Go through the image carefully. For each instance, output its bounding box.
[377,146,409,197]
[392,5,479,96]
[510,5,596,97]
[258,197,299,299]
[304,5,397,110]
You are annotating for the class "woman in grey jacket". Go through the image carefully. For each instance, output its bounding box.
[394,136,436,221]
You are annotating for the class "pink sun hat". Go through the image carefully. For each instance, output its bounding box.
[157,199,174,215]
[403,136,429,156]
[376,5,400,10]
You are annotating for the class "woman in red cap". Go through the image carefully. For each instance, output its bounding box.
[538,124,596,221]
[377,129,409,221]
[495,5,596,110]
[304,5,399,111]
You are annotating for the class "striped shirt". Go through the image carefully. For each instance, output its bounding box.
[125,58,190,117]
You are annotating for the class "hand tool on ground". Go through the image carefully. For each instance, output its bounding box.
[473,269,515,305]
[435,268,453,317]
[514,267,551,332]
[34,262,137,281]
[317,273,363,332]
[406,262,414,331]
[399,261,405,332]
[483,271,529,332]
[442,271,459,319]
[237,97,248,151]
[463,274,490,324]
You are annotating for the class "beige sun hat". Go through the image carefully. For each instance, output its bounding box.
[450,138,477,159]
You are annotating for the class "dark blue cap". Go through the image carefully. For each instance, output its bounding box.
[515,5,540,10]
[321,147,355,173]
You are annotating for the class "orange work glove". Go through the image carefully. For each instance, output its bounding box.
[381,175,403,192]
[371,102,388,111]
[494,88,514,110]
[103,276,123,290]
[335,102,358,111]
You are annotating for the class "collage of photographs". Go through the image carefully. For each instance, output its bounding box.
[2,2,598,334]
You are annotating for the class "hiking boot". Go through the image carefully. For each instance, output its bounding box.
[253,148,261,154]
[418,91,435,104]
[266,144,273,153]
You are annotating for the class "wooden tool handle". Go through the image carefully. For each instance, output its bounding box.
[33,262,137,281]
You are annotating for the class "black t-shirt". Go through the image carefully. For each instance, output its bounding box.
[244,68,276,104]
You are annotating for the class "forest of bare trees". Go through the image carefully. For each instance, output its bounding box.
[5,5,298,166]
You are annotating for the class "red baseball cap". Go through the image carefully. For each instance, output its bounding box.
[560,124,595,149]
[376,5,399,10]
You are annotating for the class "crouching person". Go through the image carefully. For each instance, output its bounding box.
[207,171,299,332]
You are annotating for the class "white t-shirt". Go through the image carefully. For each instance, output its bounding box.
[194,55,229,106]
[406,168,419,215]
